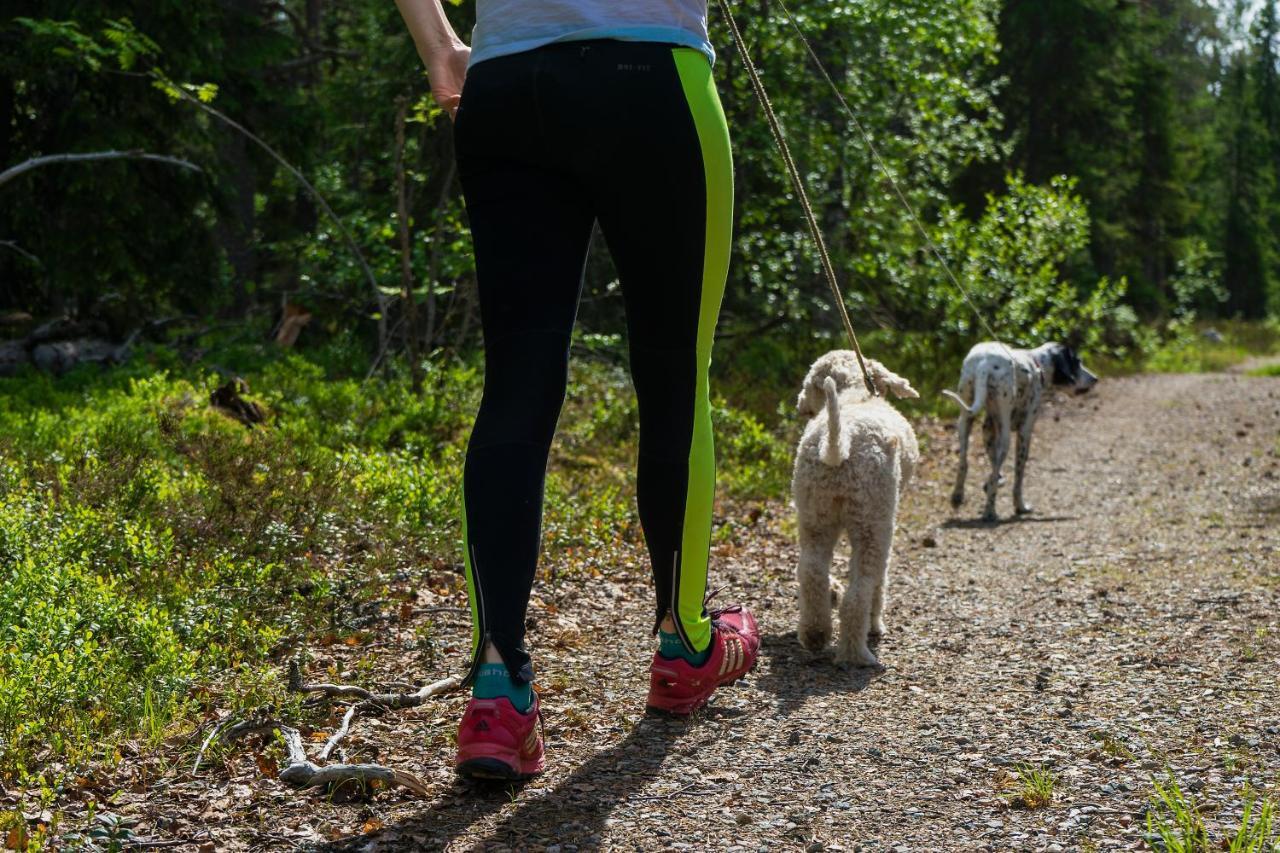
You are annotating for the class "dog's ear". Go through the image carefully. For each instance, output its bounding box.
[797,366,824,417]
[867,361,920,400]
[1049,345,1079,386]
[797,385,818,417]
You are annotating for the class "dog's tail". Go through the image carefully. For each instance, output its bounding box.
[942,364,990,416]
[820,376,842,466]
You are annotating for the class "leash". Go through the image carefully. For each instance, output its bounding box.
[716,0,1015,376]
[715,0,878,396]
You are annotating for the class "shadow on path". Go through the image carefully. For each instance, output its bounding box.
[941,514,1077,530]
[326,715,683,849]
[752,631,883,720]
[313,773,511,851]
[476,715,682,847]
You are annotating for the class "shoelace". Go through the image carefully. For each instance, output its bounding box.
[703,586,744,625]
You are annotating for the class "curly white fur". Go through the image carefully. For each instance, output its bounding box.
[791,351,920,667]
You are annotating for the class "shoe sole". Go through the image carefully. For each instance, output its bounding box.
[456,757,540,781]
[455,743,544,781]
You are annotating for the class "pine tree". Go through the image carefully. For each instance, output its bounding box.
[1254,0,1280,314]
[1213,0,1278,318]
[1219,46,1275,317]
[990,0,1217,312]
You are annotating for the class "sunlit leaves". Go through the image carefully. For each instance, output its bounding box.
[715,0,1004,329]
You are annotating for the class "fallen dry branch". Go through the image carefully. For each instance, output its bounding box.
[287,659,461,710]
[318,705,357,762]
[196,662,461,799]
[271,726,432,797]
[192,718,233,776]
[206,718,431,797]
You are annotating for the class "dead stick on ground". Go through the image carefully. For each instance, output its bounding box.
[288,659,461,709]
[192,717,233,775]
[273,725,433,797]
[217,719,433,797]
[199,661,461,797]
[318,704,358,762]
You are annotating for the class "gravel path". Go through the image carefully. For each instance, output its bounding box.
[118,371,1279,851]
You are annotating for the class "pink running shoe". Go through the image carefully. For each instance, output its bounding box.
[455,694,545,780]
[646,604,760,716]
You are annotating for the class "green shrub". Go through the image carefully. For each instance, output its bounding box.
[917,174,1144,356]
[714,401,793,500]
[0,345,804,781]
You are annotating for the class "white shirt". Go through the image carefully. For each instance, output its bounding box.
[470,0,713,66]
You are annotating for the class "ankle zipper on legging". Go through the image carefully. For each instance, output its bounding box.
[669,549,698,654]
[462,543,489,687]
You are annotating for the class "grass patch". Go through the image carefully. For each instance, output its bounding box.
[1006,763,1057,809]
[1146,776,1279,852]
[1148,776,1210,851]
[1100,319,1280,376]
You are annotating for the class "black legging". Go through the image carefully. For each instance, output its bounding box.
[455,39,733,684]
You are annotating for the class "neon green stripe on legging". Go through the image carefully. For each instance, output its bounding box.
[460,480,483,672]
[673,48,734,654]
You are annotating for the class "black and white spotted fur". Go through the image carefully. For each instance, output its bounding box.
[943,342,1097,521]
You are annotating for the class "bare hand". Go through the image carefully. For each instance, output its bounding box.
[428,41,471,120]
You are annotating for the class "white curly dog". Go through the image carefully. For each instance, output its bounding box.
[792,352,920,667]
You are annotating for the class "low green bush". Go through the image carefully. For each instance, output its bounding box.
[0,343,794,781]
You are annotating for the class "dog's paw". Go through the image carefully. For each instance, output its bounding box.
[981,508,999,522]
[949,490,964,509]
[798,627,831,651]
[1015,503,1035,516]
[868,619,887,638]
[835,644,880,668]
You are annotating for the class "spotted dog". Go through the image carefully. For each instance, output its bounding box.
[943,342,1097,521]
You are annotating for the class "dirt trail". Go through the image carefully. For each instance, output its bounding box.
[133,371,1280,851]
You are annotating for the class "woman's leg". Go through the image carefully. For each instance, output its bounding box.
[455,56,596,686]
[589,48,734,655]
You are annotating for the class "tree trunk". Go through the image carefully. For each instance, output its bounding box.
[425,159,456,357]
[214,132,258,314]
[394,101,423,392]
[305,0,324,86]
[0,78,13,174]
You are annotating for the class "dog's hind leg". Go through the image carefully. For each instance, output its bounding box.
[1013,415,1036,515]
[981,408,1011,521]
[950,412,973,509]
[869,545,890,638]
[870,480,902,638]
[797,522,839,651]
[835,521,889,667]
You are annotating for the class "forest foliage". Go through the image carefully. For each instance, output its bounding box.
[3,0,1280,371]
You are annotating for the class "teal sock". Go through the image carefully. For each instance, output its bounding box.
[472,663,533,713]
[658,629,711,667]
